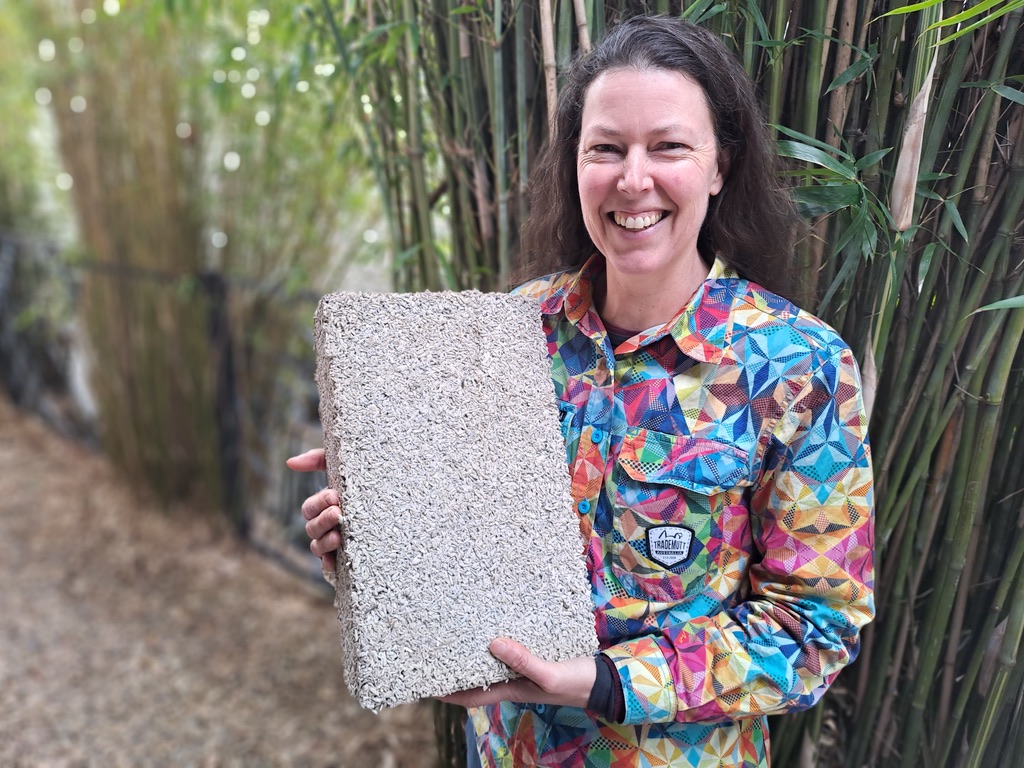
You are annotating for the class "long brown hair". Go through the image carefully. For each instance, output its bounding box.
[518,16,801,301]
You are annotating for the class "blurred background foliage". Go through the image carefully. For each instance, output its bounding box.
[2,1,1023,767]
[7,0,385,533]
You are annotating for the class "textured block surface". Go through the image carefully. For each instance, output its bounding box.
[314,290,595,711]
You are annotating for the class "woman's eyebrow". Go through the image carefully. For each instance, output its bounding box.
[583,124,693,137]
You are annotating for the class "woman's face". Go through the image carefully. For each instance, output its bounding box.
[576,67,726,284]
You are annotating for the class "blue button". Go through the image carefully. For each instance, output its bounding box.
[577,499,591,514]
[591,428,604,443]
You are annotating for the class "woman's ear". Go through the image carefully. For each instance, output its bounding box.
[712,149,731,196]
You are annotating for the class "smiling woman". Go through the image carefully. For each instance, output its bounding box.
[520,16,800,306]
[292,15,875,768]
[576,68,726,330]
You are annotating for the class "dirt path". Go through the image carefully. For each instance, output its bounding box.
[0,396,437,767]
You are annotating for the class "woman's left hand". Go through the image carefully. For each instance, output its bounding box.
[439,638,596,709]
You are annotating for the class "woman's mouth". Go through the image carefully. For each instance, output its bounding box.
[611,211,666,230]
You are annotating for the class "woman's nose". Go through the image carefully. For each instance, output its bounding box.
[617,149,652,193]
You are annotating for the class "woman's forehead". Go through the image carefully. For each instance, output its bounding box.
[579,68,714,132]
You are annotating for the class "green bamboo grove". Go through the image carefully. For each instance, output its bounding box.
[308,1,1024,766]
[22,0,375,527]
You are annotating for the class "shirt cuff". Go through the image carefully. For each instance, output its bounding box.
[586,654,625,723]
[602,636,679,724]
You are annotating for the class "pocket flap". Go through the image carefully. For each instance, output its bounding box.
[617,427,751,493]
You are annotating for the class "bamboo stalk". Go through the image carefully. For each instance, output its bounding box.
[824,0,853,149]
[514,0,529,242]
[938,521,980,734]
[963,307,1024,768]
[938,519,1024,766]
[539,0,557,138]
[863,13,902,187]
[765,0,787,135]
[898,368,990,768]
[971,82,1003,207]
[859,411,959,766]
[818,0,837,92]
[801,0,825,138]
[492,0,509,286]
[572,0,591,53]
[884,23,1024,522]
[401,0,439,291]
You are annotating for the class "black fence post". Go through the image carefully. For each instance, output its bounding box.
[199,270,247,538]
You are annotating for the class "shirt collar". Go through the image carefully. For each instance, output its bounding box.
[539,254,735,364]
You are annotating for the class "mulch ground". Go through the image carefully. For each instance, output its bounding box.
[0,395,437,767]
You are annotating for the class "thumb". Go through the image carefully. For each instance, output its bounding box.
[286,448,326,472]
[491,638,538,678]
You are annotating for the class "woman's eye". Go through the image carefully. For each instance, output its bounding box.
[593,144,620,153]
[658,142,685,151]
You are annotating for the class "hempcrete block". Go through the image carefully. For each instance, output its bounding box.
[314,290,596,711]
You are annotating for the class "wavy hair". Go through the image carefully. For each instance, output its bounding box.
[518,15,800,301]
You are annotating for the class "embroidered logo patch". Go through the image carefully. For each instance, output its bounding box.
[646,525,695,568]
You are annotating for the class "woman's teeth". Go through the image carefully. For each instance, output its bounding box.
[613,212,663,230]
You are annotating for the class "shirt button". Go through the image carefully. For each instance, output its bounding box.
[577,499,591,514]
[591,428,604,443]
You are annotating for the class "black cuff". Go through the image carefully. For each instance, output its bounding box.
[586,653,626,723]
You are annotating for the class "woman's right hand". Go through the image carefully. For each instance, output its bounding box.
[286,448,343,581]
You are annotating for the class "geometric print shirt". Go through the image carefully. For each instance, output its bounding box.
[470,255,875,768]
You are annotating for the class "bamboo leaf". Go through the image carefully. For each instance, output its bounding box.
[916,242,937,293]
[826,55,874,94]
[791,183,860,217]
[777,140,857,180]
[879,0,943,19]
[750,39,791,49]
[688,2,729,24]
[944,197,969,242]
[915,186,943,200]
[993,84,1024,107]
[831,205,871,257]
[938,7,1019,44]
[924,0,1011,30]
[741,2,771,43]
[681,0,717,21]
[775,124,852,159]
[861,332,878,422]
[968,295,1024,316]
[855,148,893,171]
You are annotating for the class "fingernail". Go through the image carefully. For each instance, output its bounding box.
[491,639,508,655]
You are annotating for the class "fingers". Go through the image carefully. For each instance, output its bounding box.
[439,679,532,709]
[301,505,342,540]
[440,641,597,709]
[438,640,553,709]
[311,528,343,558]
[286,448,327,472]
[298,483,343,562]
[301,487,341,522]
[321,551,338,587]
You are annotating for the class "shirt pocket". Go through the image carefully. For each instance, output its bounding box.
[557,400,579,466]
[611,427,751,603]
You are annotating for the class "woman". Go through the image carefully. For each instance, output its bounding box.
[290,16,874,768]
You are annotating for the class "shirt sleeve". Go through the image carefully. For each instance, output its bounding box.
[603,345,876,725]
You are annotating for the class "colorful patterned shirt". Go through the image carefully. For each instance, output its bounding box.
[470,256,875,767]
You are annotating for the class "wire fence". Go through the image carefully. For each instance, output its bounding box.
[0,230,330,580]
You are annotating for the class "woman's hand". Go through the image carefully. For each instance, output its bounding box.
[440,638,596,710]
[286,448,343,580]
